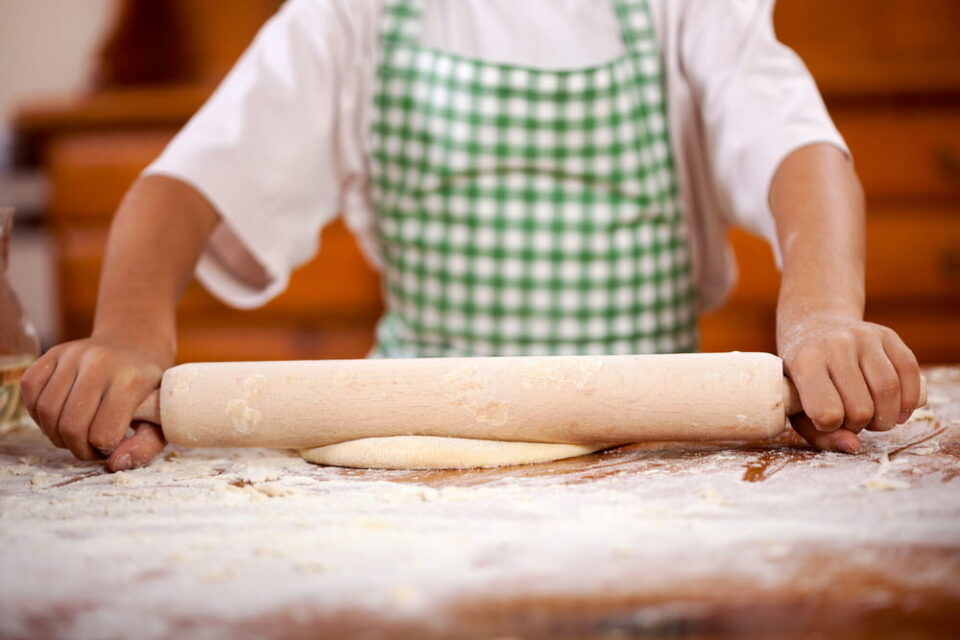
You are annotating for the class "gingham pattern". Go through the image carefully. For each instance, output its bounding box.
[369,0,697,357]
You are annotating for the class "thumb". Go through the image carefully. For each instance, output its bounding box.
[790,412,861,454]
[106,421,167,472]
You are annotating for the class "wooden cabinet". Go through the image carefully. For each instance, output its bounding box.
[15,0,960,363]
[44,130,381,361]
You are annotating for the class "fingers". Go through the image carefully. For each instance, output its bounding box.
[20,347,59,421]
[56,371,107,461]
[790,413,861,454]
[107,422,166,472]
[786,355,844,432]
[860,348,900,432]
[88,373,152,456]
[30,357,77,449]
[826,353,874,434]
[20,337,168,467]
[786,321,923,440]
[881,330,922,424]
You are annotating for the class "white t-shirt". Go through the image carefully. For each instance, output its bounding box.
[146,0,847,312]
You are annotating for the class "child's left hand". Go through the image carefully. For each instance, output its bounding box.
[769,144,923,453]
[778,313,922,453]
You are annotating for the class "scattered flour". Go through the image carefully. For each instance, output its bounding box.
[388,584,423,609]
[859,450,911,491]
[699,483,728,506]
[30,470,54,488]
[908,443,940,456]
[908,408,937,423]
[860,475,911,491]
[0,376,958,639]
[112,471,140,486]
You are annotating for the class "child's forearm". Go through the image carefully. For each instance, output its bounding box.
[93,175,220,356]
[21,174,222,468]
[768,143,921,453]
[769,143,866,327]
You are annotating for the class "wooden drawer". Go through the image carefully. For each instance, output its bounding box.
[862,304,960,364]
[700,301,960,366]
[46,110,960,215]
[725,207,960,303]
[702,302,960,368]
[49,122,960,231]
[699,304,777,355]
[775,0,960,95]
[833,105,960,203]
[57,220,383,340]
[47,130,173,223]
[865,208,960,299]
[177,325,376,362]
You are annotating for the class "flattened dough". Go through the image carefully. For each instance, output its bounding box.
[299,436,610,470]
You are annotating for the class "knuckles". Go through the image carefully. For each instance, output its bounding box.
[78,345,111,369]
[113,368,148,391]
[57,414,88,441]
[19,369,39,400]
[34,397,63,430]
[808,405,844,430]
[805,325,889,357]
[844,403,875,429]
[88,433,119,453]
[821,330,856,353]
[20,359,54,405]
[872,375,900,397]
[788,346,823,372]
[872,323,899,341]
[869,418,897,433]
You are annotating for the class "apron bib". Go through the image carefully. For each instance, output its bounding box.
[369,0,697,357]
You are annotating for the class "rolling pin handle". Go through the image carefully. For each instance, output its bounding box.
[782,375,928,418]
[133,390,161,425]
[782,377,803,417]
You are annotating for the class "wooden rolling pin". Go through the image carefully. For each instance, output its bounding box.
[131,352,925,448]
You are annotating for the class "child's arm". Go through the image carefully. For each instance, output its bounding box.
[21,175,220,470]
[769,143,922,453]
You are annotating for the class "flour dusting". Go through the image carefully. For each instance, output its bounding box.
[1,367,959,638]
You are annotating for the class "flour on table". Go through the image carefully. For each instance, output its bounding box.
[860,475,911,491]
[1,368,958,640]
[112,471,139,486]
[859,450,911,491]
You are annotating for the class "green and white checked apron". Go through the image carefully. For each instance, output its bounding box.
[369,0,697,357]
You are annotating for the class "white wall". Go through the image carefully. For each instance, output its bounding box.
[0,0,114,125]
[0,0,115,347]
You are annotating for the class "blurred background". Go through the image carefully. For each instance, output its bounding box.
[1,0,958,363]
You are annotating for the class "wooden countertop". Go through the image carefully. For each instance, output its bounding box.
[2,367,959,639]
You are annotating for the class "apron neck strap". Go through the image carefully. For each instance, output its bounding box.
[380,0,654,54]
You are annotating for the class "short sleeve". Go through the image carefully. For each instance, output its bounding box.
[680,0,849,256]
[145,0,356,308]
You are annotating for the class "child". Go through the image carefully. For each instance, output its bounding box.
[22,0,922,471]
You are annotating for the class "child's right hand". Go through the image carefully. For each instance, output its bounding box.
[21,336,173,471]
[22,175,223,471]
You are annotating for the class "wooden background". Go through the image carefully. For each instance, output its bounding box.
[12,0,960,363]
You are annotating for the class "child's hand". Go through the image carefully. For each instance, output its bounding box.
[778,314,922,453]
[21,336,172,471]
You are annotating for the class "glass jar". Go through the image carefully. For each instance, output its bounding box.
[0,207,41,427]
